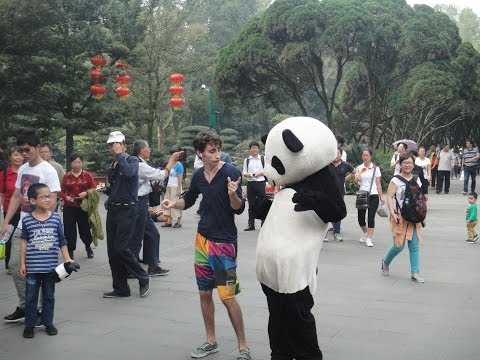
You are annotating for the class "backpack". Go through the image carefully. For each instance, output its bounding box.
[394,175,427,224]
[246,155,265,170]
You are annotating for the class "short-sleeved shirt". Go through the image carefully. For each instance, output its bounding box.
[331,161,354,195]
[463,148,479,167]
[355,163,381,195]
[391,176,422,208]
[183,163,245,243]
[415,157,431,180]
[437,150,455,171]
[167,162,184,188]
[15,161,61,230]
[21,212,67,273]
[0,165,18,210]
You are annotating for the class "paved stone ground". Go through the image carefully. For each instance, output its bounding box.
[0,178,479,360]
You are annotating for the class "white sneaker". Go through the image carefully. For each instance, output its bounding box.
[359,233,367,243]
[411,273,425,283]
[323,233,329,242]
[381,260,389,276]
[365,238,374,247]
[334,233,343,242]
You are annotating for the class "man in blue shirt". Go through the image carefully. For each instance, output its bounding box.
[103,131,150,299]
[162,132,252,360]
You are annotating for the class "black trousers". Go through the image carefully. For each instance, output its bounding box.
[106,204,149,295]
[261,284,323,360]
[246,181,266,227]
[436,170,451,193]
[63,206,92,252]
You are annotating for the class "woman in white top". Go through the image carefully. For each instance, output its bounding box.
[415,147,431,181]
[354,149,384,247]
[382,153,425,283]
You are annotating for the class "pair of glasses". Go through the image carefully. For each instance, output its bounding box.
[36,194,53,200]
[19,147,31,154]
[402,162,414,166]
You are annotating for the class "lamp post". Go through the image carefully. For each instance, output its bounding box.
[202,84,218,129]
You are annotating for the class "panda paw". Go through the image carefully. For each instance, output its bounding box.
[292,189,327,212]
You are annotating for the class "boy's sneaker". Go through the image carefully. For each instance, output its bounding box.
[23,327,34,338]
[365,238,374,247]
[237,348,252,360]
[465,239,475,244]
[381,260,389,276]
[46,325,58,336]
[333,233,343,242]
[411,273,425,283]
[359,233,367,243]
[4,307,25,323]
[462,191,468,195]
[191,341,219,358]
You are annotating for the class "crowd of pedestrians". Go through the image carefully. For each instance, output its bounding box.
[0,129,479,360]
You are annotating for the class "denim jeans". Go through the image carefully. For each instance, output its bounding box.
[463,166,477,193]
[25,273,55,327]
[383,228,420,274]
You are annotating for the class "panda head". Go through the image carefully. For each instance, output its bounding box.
[262,116,337,186]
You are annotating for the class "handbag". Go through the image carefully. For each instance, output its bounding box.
[355,166,376,209]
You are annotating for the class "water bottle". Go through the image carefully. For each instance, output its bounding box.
[0,225,14,245]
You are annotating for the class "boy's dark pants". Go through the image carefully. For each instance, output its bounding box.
[261,283,323,360]
[25,273,55,327]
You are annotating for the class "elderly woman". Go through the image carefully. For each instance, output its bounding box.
[60,153,95,259]
[0,147,24,269]
[382,153,425,283]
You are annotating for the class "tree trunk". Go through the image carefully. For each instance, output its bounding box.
[65,127,74,171]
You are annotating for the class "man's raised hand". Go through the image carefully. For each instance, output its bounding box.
[227,177,241,195]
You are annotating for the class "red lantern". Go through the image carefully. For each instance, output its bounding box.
[116,86,131,101]
[170,73,184,84]
[169,97,185,110]
[169,85,184,96]
[90,55,107,70]
[115,60,129,69]
[90,84,106,100]
[90,69,102,80]
[115,74,131,85]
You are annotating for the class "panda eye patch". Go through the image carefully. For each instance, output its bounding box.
[271,156,285,175]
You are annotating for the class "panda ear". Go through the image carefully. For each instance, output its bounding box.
[261,134,268,145]
[282,129,304,153]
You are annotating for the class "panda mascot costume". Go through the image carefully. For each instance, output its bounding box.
[256,116,346,360]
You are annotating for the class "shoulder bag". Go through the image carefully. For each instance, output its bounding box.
[355,166,376,209]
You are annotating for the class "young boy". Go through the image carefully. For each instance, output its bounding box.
[465,192,478,243]
[20,183,72,338]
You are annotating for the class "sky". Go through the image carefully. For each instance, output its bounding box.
[406,0,480,15]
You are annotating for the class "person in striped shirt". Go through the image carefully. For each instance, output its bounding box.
[20,183,72,338]
[462,140,480,195]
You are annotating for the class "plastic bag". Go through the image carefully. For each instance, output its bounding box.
[376,203,389,218]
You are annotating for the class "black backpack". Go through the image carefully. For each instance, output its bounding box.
[394,175,427,224]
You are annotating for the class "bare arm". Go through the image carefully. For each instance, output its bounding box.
[20,239,27,276]
[60,244,73,262]
[387,181,398,224]
[376,176,384,203]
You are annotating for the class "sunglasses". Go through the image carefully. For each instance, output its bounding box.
[19,147,32,154]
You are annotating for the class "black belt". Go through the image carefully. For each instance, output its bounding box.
[108,201,137,207]
[138,194,150,199]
